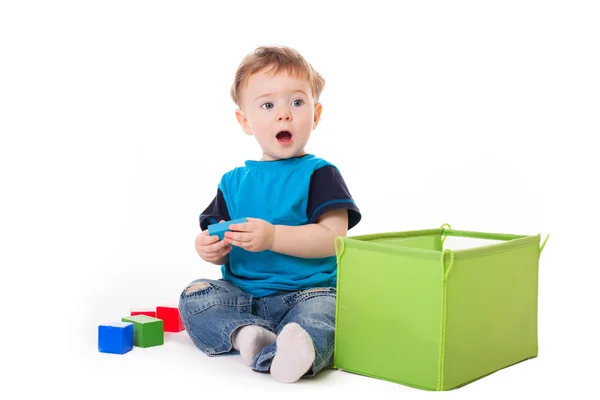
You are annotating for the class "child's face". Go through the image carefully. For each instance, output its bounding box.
[235,67,322,161]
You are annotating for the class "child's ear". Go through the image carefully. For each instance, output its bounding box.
[235,108,253,136]
[313,102,323,129]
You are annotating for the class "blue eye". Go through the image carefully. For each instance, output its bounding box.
[261,102,274,110]
[291,99,304,107]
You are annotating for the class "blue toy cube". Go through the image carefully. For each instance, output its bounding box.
[208,218,248,240]
[98,321,134,354]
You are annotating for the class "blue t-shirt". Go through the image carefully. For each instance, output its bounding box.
[199,154,361,297]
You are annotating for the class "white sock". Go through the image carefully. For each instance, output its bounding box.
[270,323,316,383]
[232,325,277,366]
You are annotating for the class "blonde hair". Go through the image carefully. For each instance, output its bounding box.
[230,45,325,107]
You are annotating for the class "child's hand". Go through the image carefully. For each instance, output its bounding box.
[195,221,232,263]
[224,217,275,252]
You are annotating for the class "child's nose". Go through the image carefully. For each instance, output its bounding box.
[277,108,292,121]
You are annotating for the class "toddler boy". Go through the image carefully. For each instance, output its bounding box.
[179,45,361,383]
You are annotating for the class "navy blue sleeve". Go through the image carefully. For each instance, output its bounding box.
[199,188,231,231]
[307,165,361,230]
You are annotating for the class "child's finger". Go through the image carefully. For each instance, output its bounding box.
[219,245,233,257]
[197,233,220,246]
[225,237,246,248]
[209,239,231,252]
[224,231,250,242]
[228,223,249,232]
[209,243,232,260]
[198,239,220,250]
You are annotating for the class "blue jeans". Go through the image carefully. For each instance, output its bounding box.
[178,278,336,377]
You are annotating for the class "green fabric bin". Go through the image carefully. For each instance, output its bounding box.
[333,224,549,391]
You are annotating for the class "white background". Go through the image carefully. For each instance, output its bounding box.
[1,0,598,398]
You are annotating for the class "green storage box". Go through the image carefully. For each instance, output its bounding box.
[333,224,549,391]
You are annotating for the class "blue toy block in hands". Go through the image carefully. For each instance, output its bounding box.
[98,321,134,354]
[208,218,248,240]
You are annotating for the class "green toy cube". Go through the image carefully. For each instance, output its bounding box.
[122,314,164,348]
[333,224,549,391]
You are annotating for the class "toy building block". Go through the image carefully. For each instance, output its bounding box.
[156,305,185,332]
[98,322,134,354]
[208,218,248,240]
[130,307,156,318]
[121,315,164,348]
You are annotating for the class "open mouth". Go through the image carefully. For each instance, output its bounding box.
[276,130,293,145]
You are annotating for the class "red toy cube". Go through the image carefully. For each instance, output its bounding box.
[156,305,184,332]
[130,307,156,318]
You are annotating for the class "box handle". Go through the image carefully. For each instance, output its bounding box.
[443,248,455,280]
[335,236,346,259]
[440,223,451,247]
[539,234,550,255]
